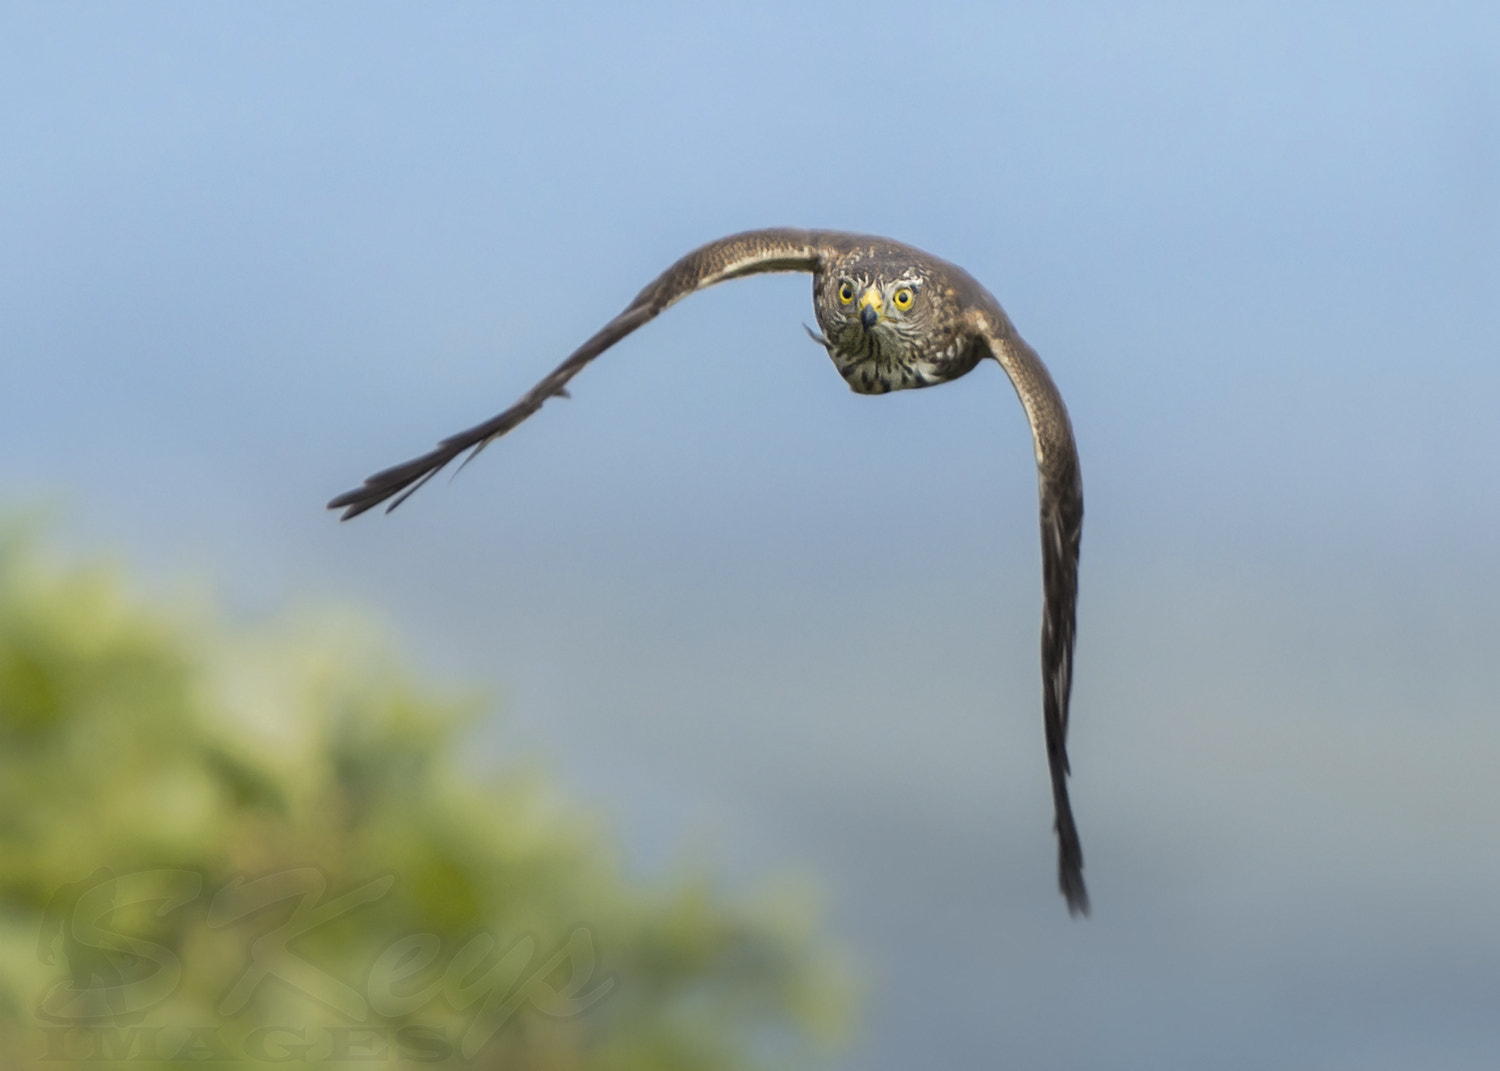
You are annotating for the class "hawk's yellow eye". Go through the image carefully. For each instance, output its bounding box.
[838,281,855,304]
[893,286,914,310]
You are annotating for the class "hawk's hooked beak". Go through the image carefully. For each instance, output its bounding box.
[858,286,882,330]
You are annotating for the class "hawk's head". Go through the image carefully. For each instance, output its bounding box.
[810,251,975,395]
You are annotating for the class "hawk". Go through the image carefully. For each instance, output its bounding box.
[329,229,1090,916]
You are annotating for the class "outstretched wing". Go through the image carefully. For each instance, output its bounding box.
[328,228,828,519]
[968,307,1089,917]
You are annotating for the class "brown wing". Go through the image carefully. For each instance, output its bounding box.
[967,307,1089,917]
[328,228,828,519]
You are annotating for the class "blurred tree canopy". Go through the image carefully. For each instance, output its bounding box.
[0,521,851,1069]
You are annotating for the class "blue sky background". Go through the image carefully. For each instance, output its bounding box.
[4,3,1498,1067]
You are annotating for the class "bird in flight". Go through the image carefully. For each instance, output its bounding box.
[329,228,1090,915]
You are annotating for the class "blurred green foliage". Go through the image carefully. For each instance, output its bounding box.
[0,521,851,1068]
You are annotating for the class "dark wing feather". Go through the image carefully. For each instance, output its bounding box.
[969,309,1090,916]
[328,229,826,519]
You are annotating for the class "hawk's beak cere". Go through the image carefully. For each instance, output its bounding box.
[858,286,882,330]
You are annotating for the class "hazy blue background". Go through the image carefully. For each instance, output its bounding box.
[4,3,1498,1067]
